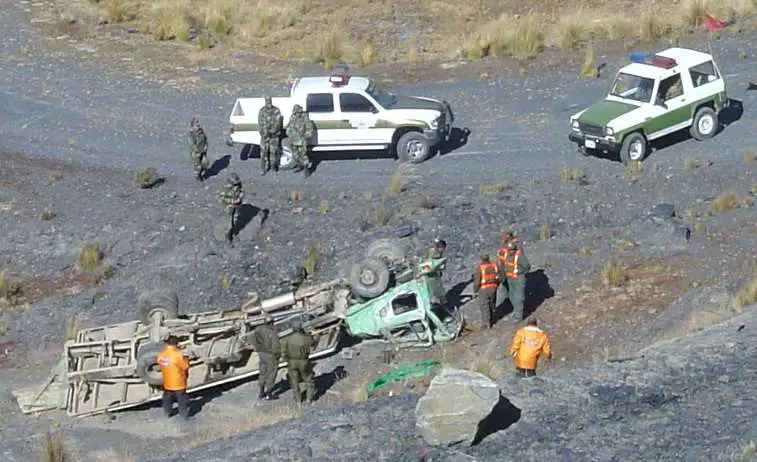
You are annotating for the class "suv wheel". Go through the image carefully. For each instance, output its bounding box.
[396,131,431,164]
[619,132,648,165]
[690,106,718,141]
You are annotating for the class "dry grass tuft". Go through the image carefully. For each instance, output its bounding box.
[290,190,301,202]
[681,0,708,28]
[711,192,748,213]
[733,278,757,312]
[188,405,301,448]
[539,224,551,241]
[77,244,103,272]
[140,0,192,41]
[39,431,72,462]
[744,151,757,162]
[601,260,627,287]
[220,270,233,290]
[625,160,643,176]
[479,181,511,195]
[0,270,25,307]
[419,193,440,209]
[560,167,587,184]
[719,440,757,461]
[464,13,544,60]
[319,200,330,214]
[346,383,369,402]
[693,222,707,234]
[639,9,670,42]
[302,245,319,277]
[65,315,80,341]
[135,167,161,189]
[359,39,376,67]
[372,204,392,226]
[684,157,699,170]
[39,210,57,221]
[311,30,346,70]
[469,358,501,380]
[386,163,422,195]
[101,0,141,23]
[581,45,599,79]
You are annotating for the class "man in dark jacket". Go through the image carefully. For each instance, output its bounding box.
[252,314,281,400]
[280,320,316,406]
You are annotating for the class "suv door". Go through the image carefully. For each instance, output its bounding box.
[336,92,390,144]
[644,72,693,140]
[303,93,340,146]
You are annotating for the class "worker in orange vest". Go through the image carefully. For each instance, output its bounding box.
[157,335,191,420]
[497,232,530,323]
[508,318,552,377]
[472,254,500,329]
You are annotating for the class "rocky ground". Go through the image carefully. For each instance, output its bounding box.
[1,0,757,459]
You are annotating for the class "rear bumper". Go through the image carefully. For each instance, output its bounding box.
[569,131,619,151]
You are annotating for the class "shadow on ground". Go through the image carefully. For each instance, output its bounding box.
[234,203,268,236]
[492,270,555,324]
[273,365,347,402]
[205,155,231,179]
[470,393,521,446]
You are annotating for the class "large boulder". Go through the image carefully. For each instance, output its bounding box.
[415,367,501,446]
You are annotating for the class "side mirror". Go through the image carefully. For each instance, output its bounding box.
[370,106,379,114]
[655,97,667,109]
[707,75,716,83]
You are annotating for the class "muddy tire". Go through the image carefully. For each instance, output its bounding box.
[136,342,164,387]
[350,258,390,299]
[138,291,179,325]
[365,238,406,264]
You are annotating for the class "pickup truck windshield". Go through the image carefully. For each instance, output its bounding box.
[366,82,398,109]
[610,72,655,104]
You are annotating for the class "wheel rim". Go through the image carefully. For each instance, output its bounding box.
[279,148,294,168]
[406,140,425,160]
[698,114,714,135]
[359,269,376,286]
[629,140,644,161]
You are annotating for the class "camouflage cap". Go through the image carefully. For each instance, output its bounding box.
[190,117,199,127]
[292,104,302,113]
[264,96,272,104]
[228,172,241,185]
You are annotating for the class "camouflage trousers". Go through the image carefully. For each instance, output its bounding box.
[292,142,311,169]
[287,358,315,404]
[191,151,209,176]
[260,136,279,170]
[227,204,240,234]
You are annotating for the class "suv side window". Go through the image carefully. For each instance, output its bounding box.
[339,93,377,113]
[689,61,720,88]
[391,293,419,315]
[306,93,334,113]
[659,73,684,101]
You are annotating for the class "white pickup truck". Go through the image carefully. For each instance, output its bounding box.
[226,68,454,169]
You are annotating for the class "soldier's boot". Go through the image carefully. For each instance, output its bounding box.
[226,228,234,246]
[260,159,268,176]
[258,387,266,399]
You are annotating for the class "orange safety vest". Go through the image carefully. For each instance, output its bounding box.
[157,345,189,391]
[478,262,499,289]
[503,248,522,279]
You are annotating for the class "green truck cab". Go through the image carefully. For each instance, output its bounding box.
[343,240,464,348]
[568,47,728,164]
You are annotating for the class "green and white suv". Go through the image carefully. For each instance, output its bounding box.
[569,47,728,164]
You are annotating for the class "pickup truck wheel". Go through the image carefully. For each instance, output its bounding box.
[136,342,165,387]
[396,131,430,164]
[277,140,297,170]
[690,106,718,141]
[137,291,179,325]
[619,132,648,164]
[365,238,406,265]
[350,258,390,299]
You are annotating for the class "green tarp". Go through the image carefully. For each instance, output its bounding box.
[366,359,442,395]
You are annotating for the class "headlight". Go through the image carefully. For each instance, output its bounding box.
[605,127,614,136]
[430,117,440,130]
[571,119,579,130]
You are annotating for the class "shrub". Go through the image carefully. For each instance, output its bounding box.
[601,260,626,287]
[78,244,103,272]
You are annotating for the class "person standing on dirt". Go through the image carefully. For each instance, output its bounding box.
[157,335,191,420]
[280,320,316,407]
[424,238,447,304]
[286,104,313,177]
[508,318,552,377]
[188,117,209,182]
[252,314,281,400]
[472,254,500,329]
[258,96,283,176]
[497,232,530,323]
[219,172,244,245]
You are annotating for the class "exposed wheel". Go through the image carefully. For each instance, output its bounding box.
[365,238,406,264]
[619,132,648,165]
[690,106,718,141]
[349,258,390,299]
[137,291,179,325]
[396,131,431,164]
[136,342,164,387]
[277,138,297,170]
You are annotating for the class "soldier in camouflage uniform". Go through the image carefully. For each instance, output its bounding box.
[258,96,283,176]
[219,172,244,244]
[188,118,209,182]
[280,320,316,406]
[286,104,314,177]
[252,314,282,400]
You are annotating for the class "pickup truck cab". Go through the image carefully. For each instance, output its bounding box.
[226,66,454,169]
[568,47,728,164]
